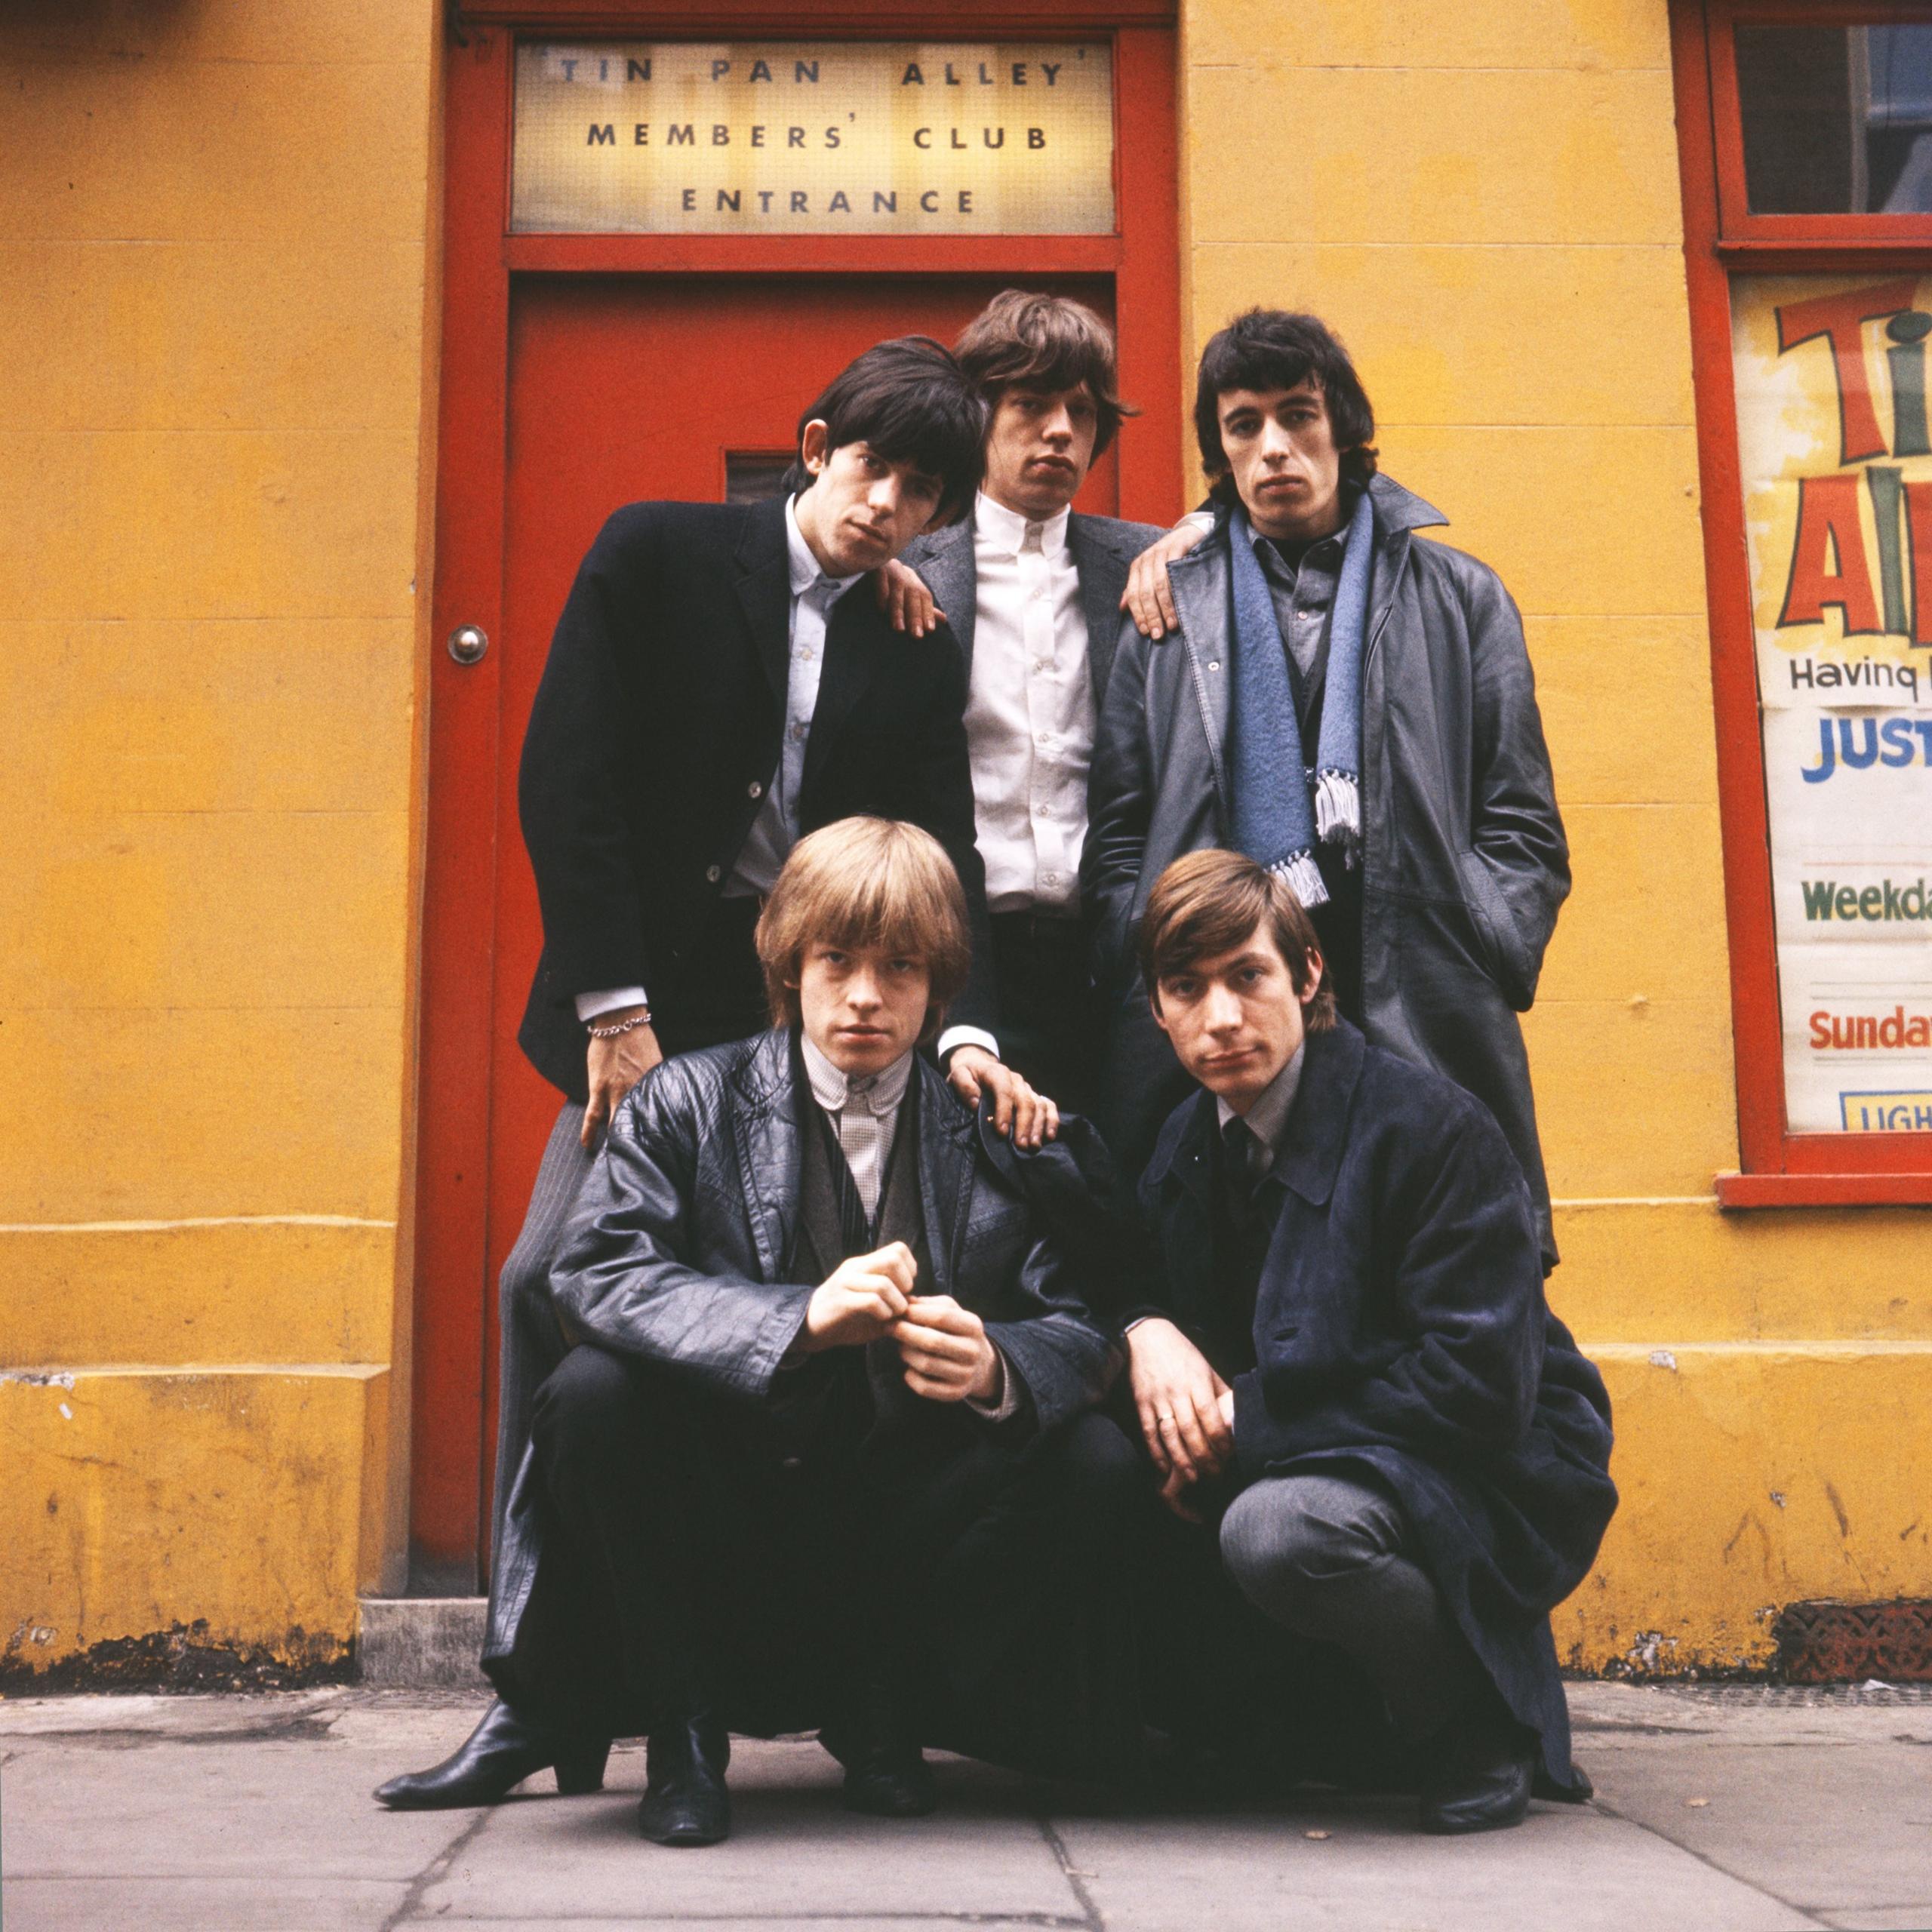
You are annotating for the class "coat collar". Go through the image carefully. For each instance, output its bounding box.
[908,514,977,665]
[725,1028,977,1290]
[734,495,794,708]
[1267,1019,1367,1205]
[1146,1020,1369,1211]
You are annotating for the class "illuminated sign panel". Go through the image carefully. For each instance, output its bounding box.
[511,41,1115,235]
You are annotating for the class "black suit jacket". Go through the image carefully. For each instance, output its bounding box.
[517,496,993,1099]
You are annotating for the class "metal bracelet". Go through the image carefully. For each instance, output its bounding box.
[586,1011,654,1039]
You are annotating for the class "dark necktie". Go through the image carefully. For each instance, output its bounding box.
[1221,1113,1260,1219]
[816,1102,877,1257]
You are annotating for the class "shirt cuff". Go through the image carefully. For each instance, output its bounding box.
[936,1025,999,1064]
[1175,509,1217,536]
[576,986,649,1024]
[964,1346,1020,1421]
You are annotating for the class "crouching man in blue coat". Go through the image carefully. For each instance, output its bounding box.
[1124,848,1616,1833]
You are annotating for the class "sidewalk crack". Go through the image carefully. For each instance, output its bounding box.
[380,1804,493,1930]
[1036,1814,1106,1931]
[1589,1793,1834,1928]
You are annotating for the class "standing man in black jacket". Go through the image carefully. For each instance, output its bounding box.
[380,340,1051,1814]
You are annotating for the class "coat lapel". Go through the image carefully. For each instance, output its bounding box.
[1167,542,1233,803]
[1069,515,1131,708]
[908,519,978,670]
[912,1060,975,1300]
[734,496,794,709]
[1270,1021,1367,1208]
[728,1029,804,1281]
[1362,474,1447,672]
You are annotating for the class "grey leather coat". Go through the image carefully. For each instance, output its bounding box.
[1082,472,1570,1264]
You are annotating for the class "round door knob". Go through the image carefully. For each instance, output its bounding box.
[448,623,489,666]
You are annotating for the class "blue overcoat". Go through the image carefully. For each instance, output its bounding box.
[1140,1018,1617,1791]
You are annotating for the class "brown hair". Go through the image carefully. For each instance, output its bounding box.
[1137,848,1337,1031]
[955,290,1137,457]
[755,817,971,1041]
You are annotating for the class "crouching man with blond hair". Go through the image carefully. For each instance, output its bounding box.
[463,818,1137,1847]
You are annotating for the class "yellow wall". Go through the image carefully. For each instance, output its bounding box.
[0,0,441,1672]
[1178,0,1930,1669]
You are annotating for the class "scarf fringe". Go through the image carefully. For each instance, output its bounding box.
[1313,768,1362,869]
[1267,848,1331,909]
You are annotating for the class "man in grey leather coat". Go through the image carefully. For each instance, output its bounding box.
[1083,309,1569,1269]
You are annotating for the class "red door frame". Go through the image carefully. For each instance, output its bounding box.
[1672,0,1932,1208]
[413,0,1183,1583]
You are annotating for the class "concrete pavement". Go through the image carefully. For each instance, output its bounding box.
[2,1682,1927,1930]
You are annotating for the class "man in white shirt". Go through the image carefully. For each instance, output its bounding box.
[896,293,1164,1121]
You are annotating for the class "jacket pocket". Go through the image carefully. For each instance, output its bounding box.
[1454,849,1535,1011]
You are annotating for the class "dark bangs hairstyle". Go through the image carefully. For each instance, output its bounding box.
[781,336,986,525]
[1137,848,1337,1032]
[1193,309,1379,506]
[955,289,1137,457]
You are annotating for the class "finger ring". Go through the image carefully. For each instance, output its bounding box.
[1155,1409,1175,1423]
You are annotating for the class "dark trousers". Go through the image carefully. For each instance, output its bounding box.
[986,910,1103,1121]
[519,1343,1146,1778]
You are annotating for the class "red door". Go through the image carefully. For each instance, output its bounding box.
[414,20,1179,1592]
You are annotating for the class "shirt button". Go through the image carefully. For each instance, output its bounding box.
[747,780,763,798]
[1207,660,1222,672]
[1043,872,1059,885]
[1033,658,1049,672]
[706,864,722,884]
[790,723,806,741]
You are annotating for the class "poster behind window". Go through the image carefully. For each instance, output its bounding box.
[1733,275,1932,1134]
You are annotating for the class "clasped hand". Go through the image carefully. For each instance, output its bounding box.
[799,1240,1001,1404]
[1126,1317,1236,1521]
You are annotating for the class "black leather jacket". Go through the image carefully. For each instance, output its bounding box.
[485,1029,1121,1669]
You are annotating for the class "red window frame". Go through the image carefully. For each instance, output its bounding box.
[1675,0,1932,1204]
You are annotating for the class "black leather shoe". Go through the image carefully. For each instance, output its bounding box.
[374,1698,609,1810]
[638,1715,731,1846]
[822,1684,938,1820]
[841,1747,938,1818]
[1416,1703,1537,1835]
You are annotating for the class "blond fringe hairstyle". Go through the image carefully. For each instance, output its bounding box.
[754,817,971,1041]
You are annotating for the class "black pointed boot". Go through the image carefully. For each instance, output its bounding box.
[374,1698,610,1810]
[638,1712,731,1846]
[822,1672,937,1820]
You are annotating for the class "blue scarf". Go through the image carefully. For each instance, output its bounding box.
[1225,491,1374,907]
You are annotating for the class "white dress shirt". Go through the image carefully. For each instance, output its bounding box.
[961,492,1095,914]
[934,491,1094,1067]
[798,1033,1016,1418]
[577,497,860,1024]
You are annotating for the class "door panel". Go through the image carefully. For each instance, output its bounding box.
[479,274,1116,1559]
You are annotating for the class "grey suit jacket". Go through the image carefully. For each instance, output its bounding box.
[901,507,1164,715]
